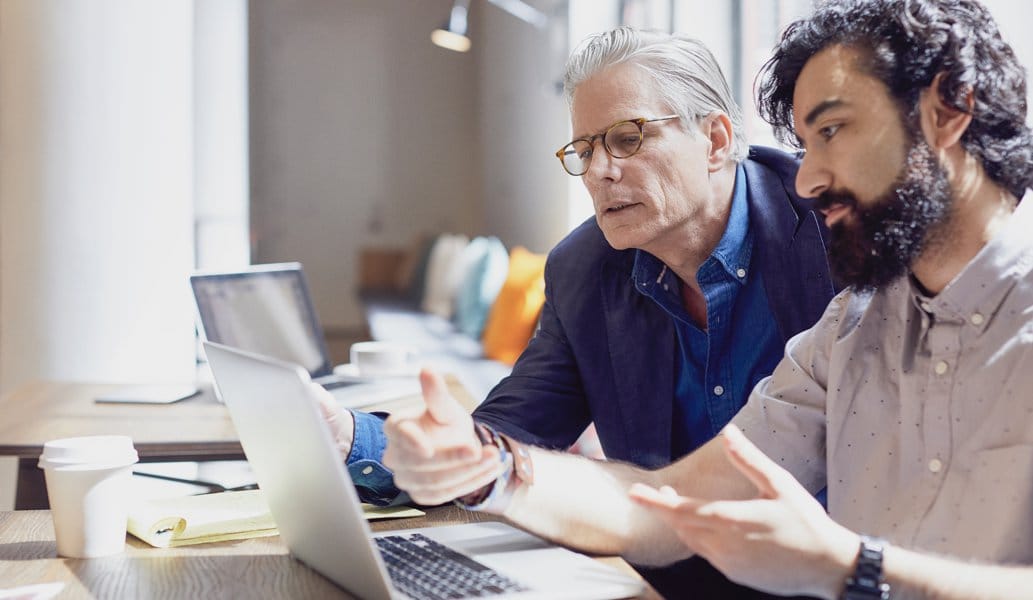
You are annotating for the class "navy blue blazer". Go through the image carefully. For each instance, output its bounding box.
[474,146,835,468]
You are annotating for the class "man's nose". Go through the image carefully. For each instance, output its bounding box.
[795,151,830,199]
[583,143,620,183]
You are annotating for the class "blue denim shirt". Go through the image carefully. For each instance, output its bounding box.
[632,165,782,458]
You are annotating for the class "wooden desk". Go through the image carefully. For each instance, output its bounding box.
[0,379,475,509]
[0,506,659,599]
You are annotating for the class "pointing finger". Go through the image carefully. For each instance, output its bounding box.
[420,368,467,426]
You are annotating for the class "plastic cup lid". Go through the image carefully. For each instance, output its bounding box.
[38,435,139,470]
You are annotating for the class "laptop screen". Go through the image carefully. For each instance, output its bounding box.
[190,263,333,378]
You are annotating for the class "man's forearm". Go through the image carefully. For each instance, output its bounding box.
[494,437,755,565]
[496,448,682,563]
[883,545,1033,600]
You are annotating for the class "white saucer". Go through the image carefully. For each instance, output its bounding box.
[332,363,420,382]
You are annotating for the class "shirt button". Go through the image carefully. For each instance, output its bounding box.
[361,466,374,476]
[928,458,943,473]
[921,301,933,312]
[934,360,949,375]
[736,268,747,278]
[970,313,985,325]
[713,385,725,396]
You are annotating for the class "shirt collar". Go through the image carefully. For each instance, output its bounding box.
[910,189,1033,329]
[631,164,753,290]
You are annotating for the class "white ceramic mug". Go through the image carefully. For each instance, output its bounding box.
[37,435,139,558]
[349,341,418,377]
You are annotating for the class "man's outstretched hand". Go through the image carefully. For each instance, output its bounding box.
[383,369,503,505]
[630,425,858,598]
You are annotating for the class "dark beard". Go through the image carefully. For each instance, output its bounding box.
[816,140,954,292]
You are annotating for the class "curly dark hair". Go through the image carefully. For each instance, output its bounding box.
[756,0,1033,198]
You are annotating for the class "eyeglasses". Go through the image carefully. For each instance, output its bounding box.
[555,115,680,176]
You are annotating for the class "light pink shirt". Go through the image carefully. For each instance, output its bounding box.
[734,191,1033,563]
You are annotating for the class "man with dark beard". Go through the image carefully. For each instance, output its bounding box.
[384,0,1033,597]
[817,139,954,292]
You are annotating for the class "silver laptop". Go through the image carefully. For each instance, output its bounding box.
[191,263,366,392]
[204,341,644,600]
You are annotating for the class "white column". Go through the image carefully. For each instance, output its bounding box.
[0,0,197,390]
[194,0,250,270]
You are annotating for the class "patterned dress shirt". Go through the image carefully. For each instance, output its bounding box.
[734,191,1033,563]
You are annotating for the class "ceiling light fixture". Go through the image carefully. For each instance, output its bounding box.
[431,0,472,53]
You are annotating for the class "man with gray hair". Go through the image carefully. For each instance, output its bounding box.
[335,27,833,597]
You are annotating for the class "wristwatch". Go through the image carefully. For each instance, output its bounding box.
[842,535,890,600]
[454,423,534,513]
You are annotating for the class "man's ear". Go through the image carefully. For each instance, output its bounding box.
[919,72,973,150]
[702,112,734,172]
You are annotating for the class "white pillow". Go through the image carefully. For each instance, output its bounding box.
[420,234,469,318]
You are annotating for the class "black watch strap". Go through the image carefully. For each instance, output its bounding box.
[842,535,890,600]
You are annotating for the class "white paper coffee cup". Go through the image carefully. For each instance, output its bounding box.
[38,435,139,558]
[349,341,418,377]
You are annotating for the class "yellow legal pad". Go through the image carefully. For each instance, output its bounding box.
[127,489,424,548]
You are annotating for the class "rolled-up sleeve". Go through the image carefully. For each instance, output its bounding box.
[347,410,408,506]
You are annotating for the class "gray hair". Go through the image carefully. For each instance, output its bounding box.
[563,26,748,162]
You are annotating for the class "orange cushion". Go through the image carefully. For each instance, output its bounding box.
[481,247,547,365]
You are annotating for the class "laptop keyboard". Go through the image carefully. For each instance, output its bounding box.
[375,533,528,599]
